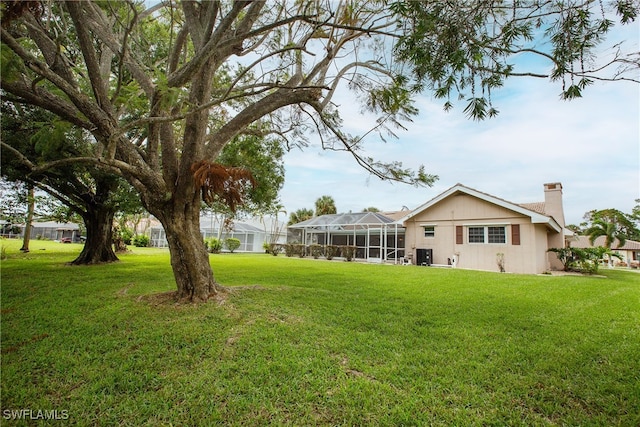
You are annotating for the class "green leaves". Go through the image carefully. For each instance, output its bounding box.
[585,213,632,249]
[31,120,75,161]
[0,43,25,83]
[462,97,497,120]
[368,83,416,118]
[391,1,637,117]
[561,78,593,100]
[548,246,620,273]
[215,134,285,216]
[363,157,437,187]
[615,0,639,24]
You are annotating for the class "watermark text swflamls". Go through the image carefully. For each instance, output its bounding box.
[2,409,69,421]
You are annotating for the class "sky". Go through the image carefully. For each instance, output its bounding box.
[279,28,640,227]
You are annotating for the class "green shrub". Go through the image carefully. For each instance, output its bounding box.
[342,245,357,261]
[295,244,307,258]
[578,259,599,274]
[224,238,241,253]
[206,237,222,253]
[121,228,134,245]
[132,234,150,247]
[265,243,282,256]
[325,245,339,260]
[548,247,577,271]
[284,243,296,257]
[548,246,622,274]
[309,244,323,259]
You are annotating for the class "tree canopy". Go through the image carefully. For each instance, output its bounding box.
[206,134,285,217]
[288,208,314,226]
[315,195,337,216]
[0,100,124,263]
[583,208,639,247]
[1,0,637,302]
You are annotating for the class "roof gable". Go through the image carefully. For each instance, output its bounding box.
[398,183,562,232]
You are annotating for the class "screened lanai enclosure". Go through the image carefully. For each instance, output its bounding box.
[288,212,405,263]
[149,215,287,252]
[151,221,263,251]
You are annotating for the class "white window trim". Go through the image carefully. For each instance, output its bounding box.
[466,224,508,245]
[421,224,436,238]
[462,222,510,226]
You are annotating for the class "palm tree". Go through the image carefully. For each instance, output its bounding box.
[586,218,626,267]
[288,208,314,226]
[315,195,337,216]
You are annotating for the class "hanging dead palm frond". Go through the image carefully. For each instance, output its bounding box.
[191,161,256,212]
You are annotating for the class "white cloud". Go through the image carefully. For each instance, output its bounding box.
[281,32,640,225]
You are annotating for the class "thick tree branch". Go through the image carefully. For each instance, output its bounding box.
[80,0,155,97]
[168,1,253,88]
[22,15,78,88]
[1,142,36,169]
[1,80,92,130]
[205,86,320,159]
[66,2,112,114]
[1,28,114,137]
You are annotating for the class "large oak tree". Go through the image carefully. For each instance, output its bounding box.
[1,101,122,263]
[1,1,637,302]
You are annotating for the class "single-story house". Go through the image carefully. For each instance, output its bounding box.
[31,221,81,241]
[288,182,571,274]
[149,215,287,251]
[398,183,569,274]
[3,221,81,241]
[0,220,21,238]
[570,235,640,266]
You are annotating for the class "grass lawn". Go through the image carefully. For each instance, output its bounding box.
[1,239,639,426]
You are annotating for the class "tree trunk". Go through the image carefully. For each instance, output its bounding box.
[19,184,35,252]
[112,227,128,252]
[151,201,223,303]
[69,204,119,265]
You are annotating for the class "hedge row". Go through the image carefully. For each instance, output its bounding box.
[266,243,358,261]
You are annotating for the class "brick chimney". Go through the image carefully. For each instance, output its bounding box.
[544,182,565,228]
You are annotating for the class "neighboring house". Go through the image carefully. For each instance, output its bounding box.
[0,221,81,241]
[570,235,640,266]
[29,221,81,242]
[149,215,287,251]
[287,182,572,274]
[398,183,568,274]
[0,220,21,238]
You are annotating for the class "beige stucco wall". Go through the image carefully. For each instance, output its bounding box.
[546,230,565,271]
[404,193,555,274]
